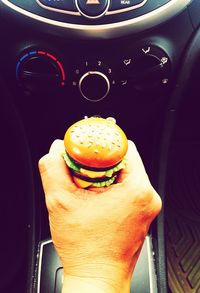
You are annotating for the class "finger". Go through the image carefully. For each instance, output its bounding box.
[117,140,149,183]
[49,139,76,188]
[38,140,77,194]
[49,139,65,155]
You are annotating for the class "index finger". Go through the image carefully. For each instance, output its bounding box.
[38,139,77,194]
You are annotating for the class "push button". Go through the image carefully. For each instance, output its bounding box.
[76,0,109,18]
[109,0,145,11]
[38,0,77,12]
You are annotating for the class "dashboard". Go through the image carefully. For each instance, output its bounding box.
[0,0,200,292]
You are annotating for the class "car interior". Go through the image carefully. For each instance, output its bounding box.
[0,0,200,292]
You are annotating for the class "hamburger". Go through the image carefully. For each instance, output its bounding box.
[63,117,128,188]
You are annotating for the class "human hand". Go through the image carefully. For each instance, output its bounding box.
[38,139,162,293]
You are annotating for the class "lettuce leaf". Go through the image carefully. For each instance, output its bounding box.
[92,176,117,187]
[63,153,80,172]
[105,159,126,177]
[63,152,126,176]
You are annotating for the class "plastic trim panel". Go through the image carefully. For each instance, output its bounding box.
[0,0,192,39]
[36,0,148,16]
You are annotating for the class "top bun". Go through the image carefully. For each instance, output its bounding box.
[64,117,128,169]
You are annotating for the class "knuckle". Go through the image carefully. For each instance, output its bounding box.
[135,184,162,216]
[45,192,71,214]
[38,153,61,174]
[49,139,62,149]
[49,139,64,153]
[38,155,46,170]
[45,197,56,213]
[128,140,137,151]
[152,192,162,214]
[144,188,154,202]
[38,157,44,167]
[139,183,154,202]
[53,138,62,144]
[45,194,61,213]
[144,190,162,219]
[38,154,51,173]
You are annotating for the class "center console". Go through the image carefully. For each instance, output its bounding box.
[0,0,199,292]
[35,236,157,293]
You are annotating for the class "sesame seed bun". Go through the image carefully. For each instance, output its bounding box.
[64,117,128,169]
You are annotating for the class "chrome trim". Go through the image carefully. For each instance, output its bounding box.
[146,235,157,293]
[36,0,80,16]
[107,0,148,15]
[35,0,149,17]
[37,239,53,293]
[1,0,192,39]
[75,0,110,19]
[79,71,110,102]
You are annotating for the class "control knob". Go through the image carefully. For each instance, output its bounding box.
[79,71,110,102]
[123,45,171,92]
[16,51,66,93]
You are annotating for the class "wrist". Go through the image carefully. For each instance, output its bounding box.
[61,261,132,293]
[62,275,130,293]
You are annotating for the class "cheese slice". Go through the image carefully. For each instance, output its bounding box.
[73,176,93,188]
[80,168,106,178]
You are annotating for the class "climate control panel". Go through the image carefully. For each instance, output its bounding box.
[16,45,171,101]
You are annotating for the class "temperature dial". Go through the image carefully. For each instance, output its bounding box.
[16,50,66,93]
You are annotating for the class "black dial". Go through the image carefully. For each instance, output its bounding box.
[121,45,171,92]
[79,71,110,102]
[16,51,66,93]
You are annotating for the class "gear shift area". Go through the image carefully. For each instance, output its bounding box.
[35,236,157,293]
